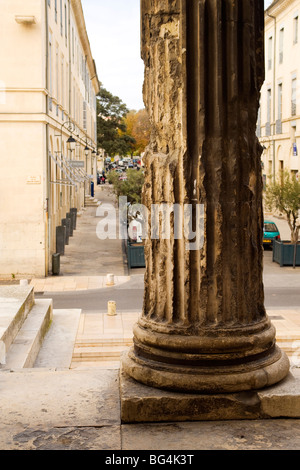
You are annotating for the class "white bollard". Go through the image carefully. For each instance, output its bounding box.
[106,273,115,286]
[107,301,117,316]
[20,279,28,286]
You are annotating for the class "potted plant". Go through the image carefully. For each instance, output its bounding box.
[109,168,146,269]
[265,170,300,267]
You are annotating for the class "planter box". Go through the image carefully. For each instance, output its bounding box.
[273,240,300,267]
[127,242,145,269]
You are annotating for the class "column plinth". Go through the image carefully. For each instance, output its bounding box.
[123,320,289,393]
[122,0,290,393]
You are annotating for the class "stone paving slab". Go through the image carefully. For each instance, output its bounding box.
[7,425,121,451]
[0,366,300,450]
[29,276,131,293]
[0,368,121,450]
[121,418,300,450]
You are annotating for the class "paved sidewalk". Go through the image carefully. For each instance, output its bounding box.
[27,187,300,370]
[30,275,131,293]
[29,185,136,292]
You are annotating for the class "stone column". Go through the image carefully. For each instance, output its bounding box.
[122,0,290,393]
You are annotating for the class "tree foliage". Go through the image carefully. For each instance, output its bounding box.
[107,169,144,205]
[265,170,300,243]
[122,109,151,155]
[97,86,136,157]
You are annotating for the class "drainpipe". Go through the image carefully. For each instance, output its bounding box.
[45,0,51,276]
[267,11,277,183]
[68,0,72,207]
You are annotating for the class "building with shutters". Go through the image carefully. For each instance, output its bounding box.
[258,0,300,187]
[0,0,100,277]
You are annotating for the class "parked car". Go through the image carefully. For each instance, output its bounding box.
[263,221,281,248]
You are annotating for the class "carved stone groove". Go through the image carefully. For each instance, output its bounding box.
[122,0,290,393]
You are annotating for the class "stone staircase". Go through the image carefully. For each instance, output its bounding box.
[70,312,137,369]
[84,195,101,207]
[72,338,133,368]
[276,336,300,363]
[0,285,53,370]
[69,310,300,370]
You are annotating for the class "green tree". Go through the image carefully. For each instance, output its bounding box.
[108,169,144,205]
[265,170,300,244]
[97,86,135,157]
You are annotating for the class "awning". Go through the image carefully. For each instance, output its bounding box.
[49,152,92,187]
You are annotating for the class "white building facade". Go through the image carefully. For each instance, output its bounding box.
[0,0,99,277]
[258,0,300,186]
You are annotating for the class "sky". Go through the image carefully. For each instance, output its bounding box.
[82,0,273,112]
[82,0,144,112]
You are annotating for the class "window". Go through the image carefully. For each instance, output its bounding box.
[56,46,59,103]
[266,88,271,136]
[64,2,67,42]
[72,28,74,63]
[48,32,53,111]
[268,161,273,176]
[294,15,298,44]
[256,100,261,137]
[268,36,273,70]
[267,88,272,123]
[61,57,64,108]
[83,100,87,130]
[278,83,282,121]
[279,28,284,64]
[60,0,63,36]
[291,77,297,116]
[276,82,283,134]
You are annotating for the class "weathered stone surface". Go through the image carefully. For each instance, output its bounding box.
[120,365,300,423]
[5,425,121,451]
[122,419,300,450]
[122,0,290,393]
[0,368,120,449]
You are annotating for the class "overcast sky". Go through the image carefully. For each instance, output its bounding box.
[82,0,273,112]
[82,0,144,111]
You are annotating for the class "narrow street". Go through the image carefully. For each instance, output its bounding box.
[30,186,300,372]
[33,184,145,312]
[32,187,300,313]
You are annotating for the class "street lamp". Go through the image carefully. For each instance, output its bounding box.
[84,145,90,157]
[67,135,76,152]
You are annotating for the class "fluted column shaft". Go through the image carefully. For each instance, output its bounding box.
[122,0,289,393]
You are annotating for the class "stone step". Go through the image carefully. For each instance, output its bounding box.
[75,338,133,348]
[72,345,130,362]
[70,360,121,369]
[277,335,300,342]
[85,200,101,207]
[4,299,53,369]
[0,285,35,361]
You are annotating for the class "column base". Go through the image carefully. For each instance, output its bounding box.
[122,344,290,394]
[120,360,299,424]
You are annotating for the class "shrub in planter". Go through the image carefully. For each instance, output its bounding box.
[265,171,300,267]
[273,239,300,267]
